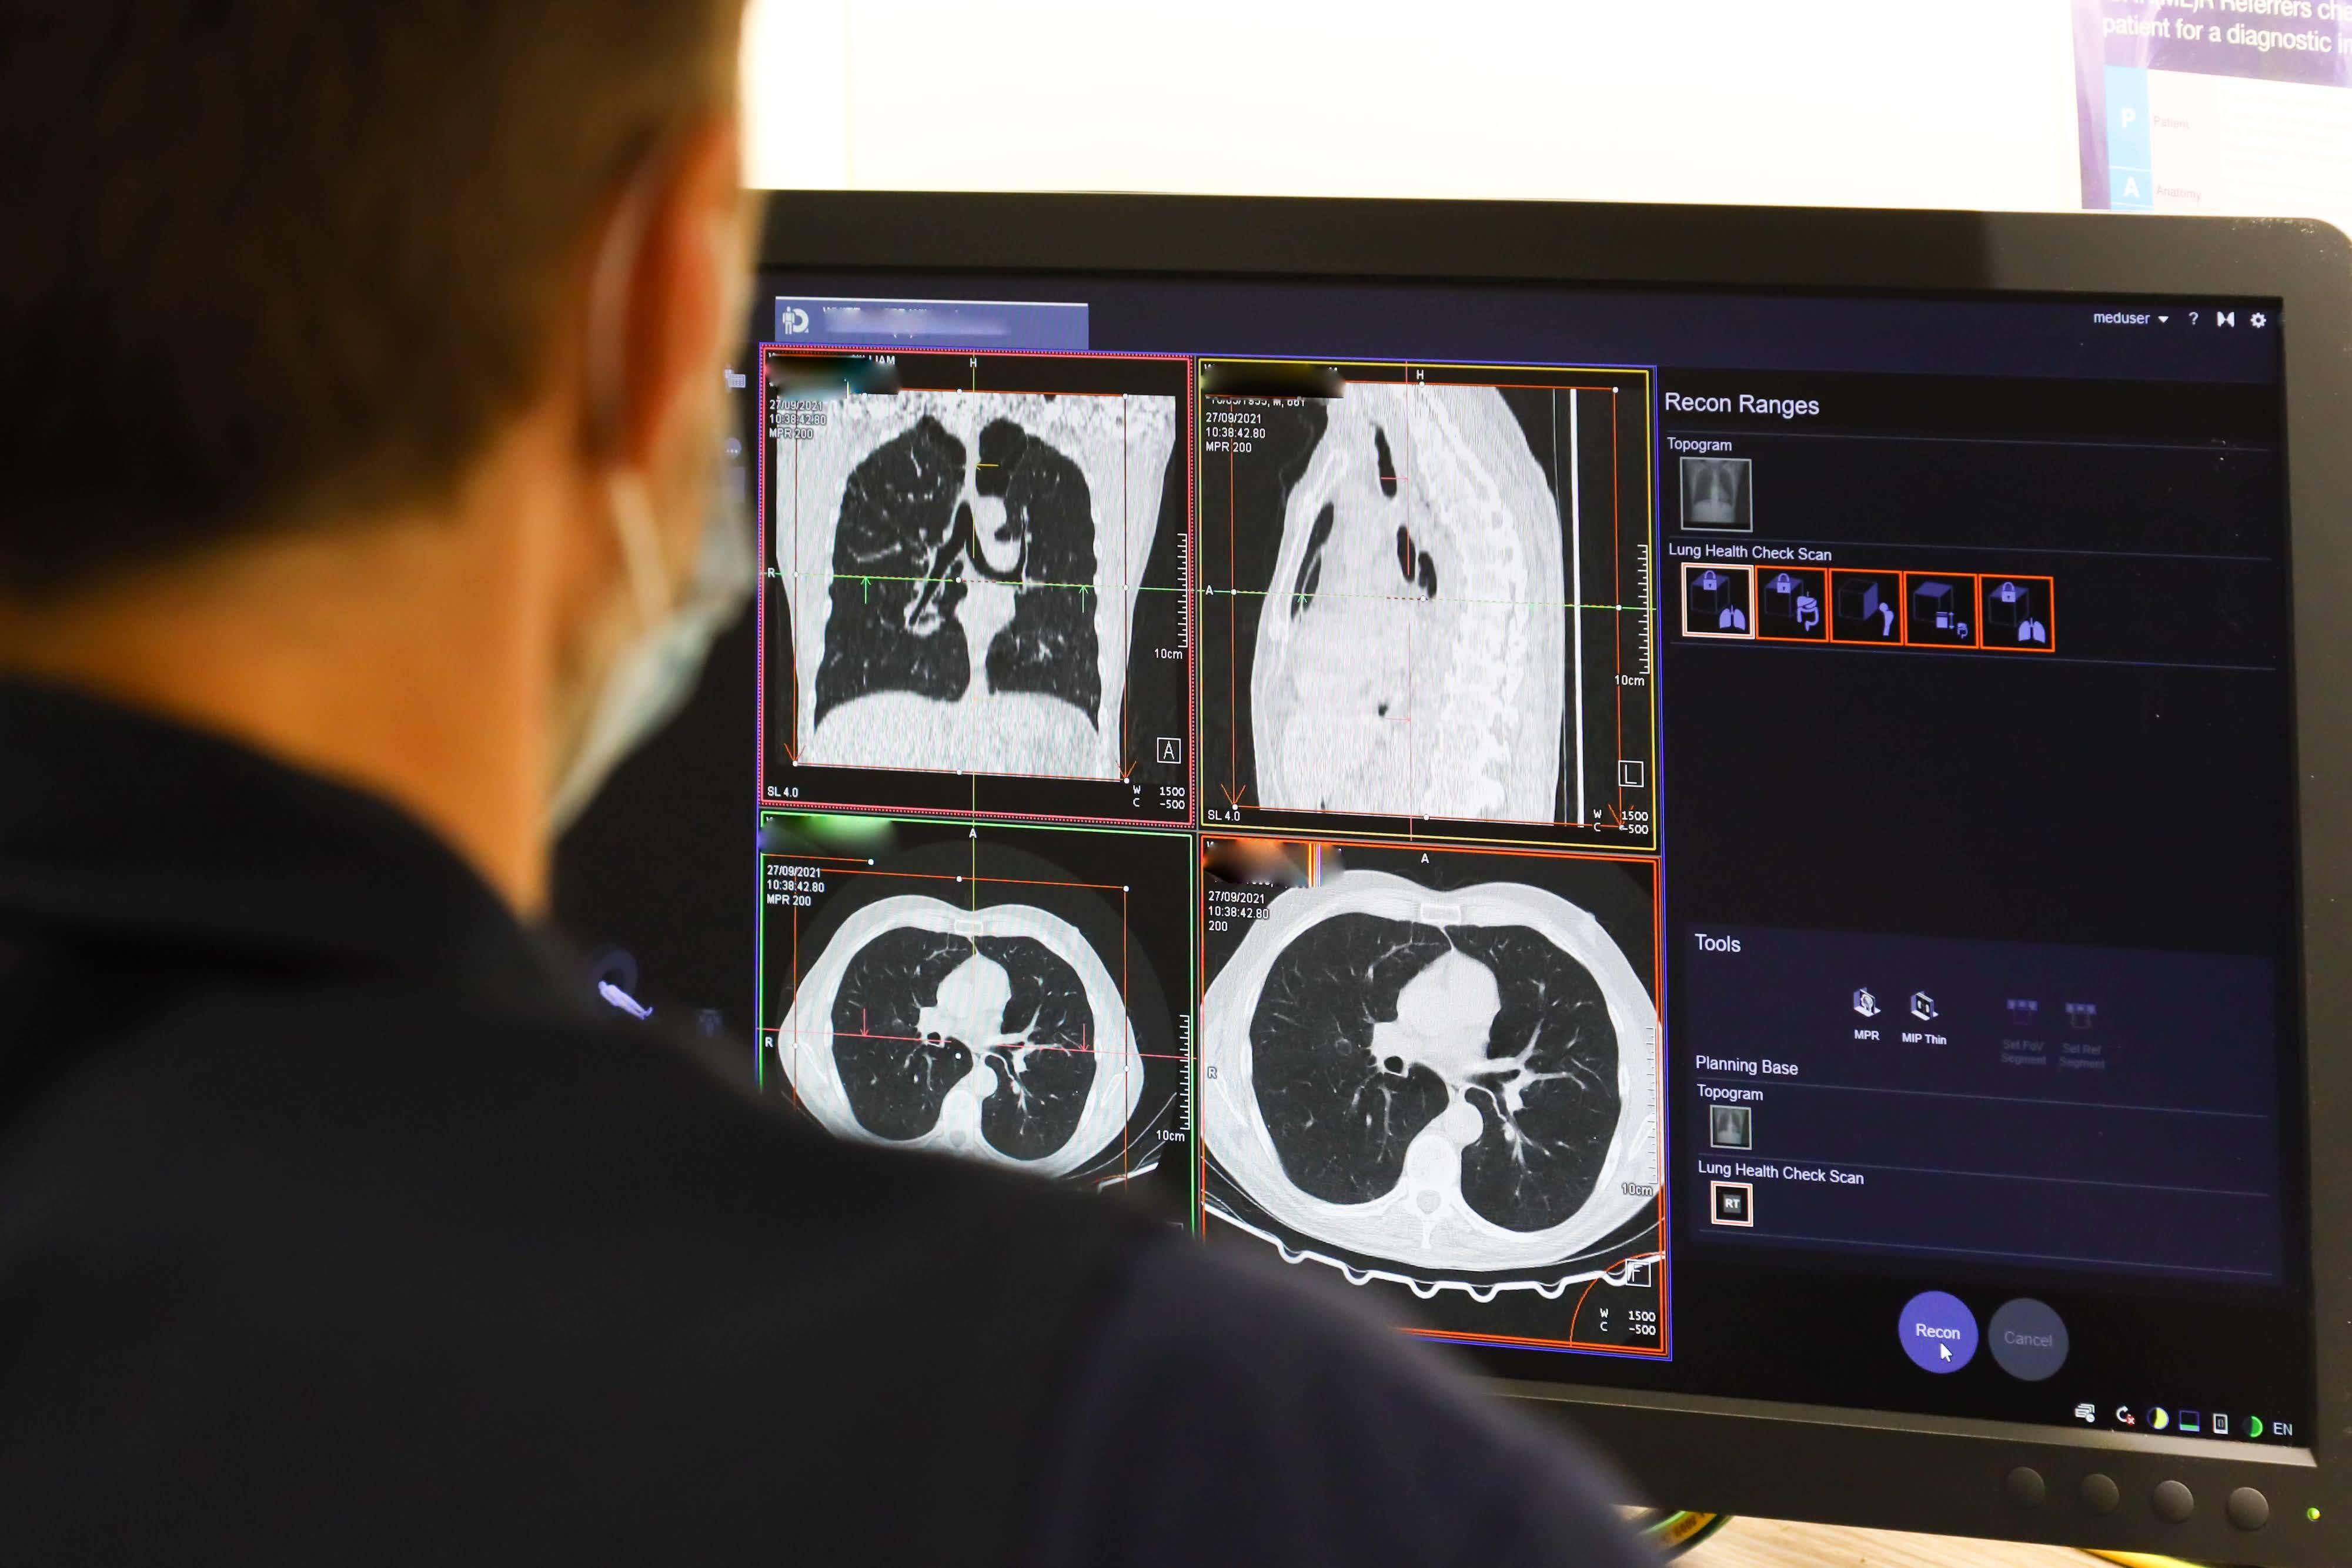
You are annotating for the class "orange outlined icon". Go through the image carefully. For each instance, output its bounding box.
[1903,572,1980,648]
[1980,575,2056,653]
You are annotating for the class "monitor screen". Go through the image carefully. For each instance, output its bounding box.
[567,258,2305,1457]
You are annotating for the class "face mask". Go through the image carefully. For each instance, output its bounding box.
[547,467,753,834]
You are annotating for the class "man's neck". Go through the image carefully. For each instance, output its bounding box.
[0,492,560,915]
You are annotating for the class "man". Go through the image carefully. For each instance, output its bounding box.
[0,5,1651,1563]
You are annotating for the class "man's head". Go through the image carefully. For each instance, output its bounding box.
[0,2,757,908]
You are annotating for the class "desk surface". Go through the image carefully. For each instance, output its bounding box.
[1682,1517,2108,1567]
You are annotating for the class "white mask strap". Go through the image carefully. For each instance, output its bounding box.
[607,470,670,631]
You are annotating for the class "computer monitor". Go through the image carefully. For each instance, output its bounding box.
[554,194,2352,1564]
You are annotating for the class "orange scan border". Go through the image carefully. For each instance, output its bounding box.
[1976,573,2058,655]
[1753,565,1829,644]
[1191,833,1672,1360]
[1900,570,1982,649]
[1678,561,1755,641]
[1826,568,1903,646]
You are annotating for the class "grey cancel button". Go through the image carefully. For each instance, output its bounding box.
[1988,1298,2070,1382]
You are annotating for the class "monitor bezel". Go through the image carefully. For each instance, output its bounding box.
[754,191,2352,1563]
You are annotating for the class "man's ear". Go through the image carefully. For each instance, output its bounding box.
[603,115,747,479]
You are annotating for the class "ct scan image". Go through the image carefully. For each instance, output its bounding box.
[1199,362,1658,848]
[1248,382,1563,821]
[759,814,1191,1205]
[779,388,1175,780]
[1199,839,1662,1310]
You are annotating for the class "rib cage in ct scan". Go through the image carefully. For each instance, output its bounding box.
[779,390,1175,780]
[1201,870,1660,1295]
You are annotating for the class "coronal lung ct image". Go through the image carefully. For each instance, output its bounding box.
[1199,844,1661,1300]
[776,387,1176,781]
[760,817,1190,1199]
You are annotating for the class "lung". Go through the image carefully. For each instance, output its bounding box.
[781,894,1145,1178]
[1250,383,1564,823]
[813,416,973,727]
[777,389,1175,780]
[1288,502,1338,620]
[1200,870,1659,1289]
[1443,923,1624,1231]
[973,418,1104,721]
[1247,913,1454,1205]
[971,934,1100,1159]
[829,924,978,1139]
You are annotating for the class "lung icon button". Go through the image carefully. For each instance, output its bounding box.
[1900,1290,1979,1373]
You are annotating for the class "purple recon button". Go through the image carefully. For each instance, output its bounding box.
[1899,1290,1979,1373]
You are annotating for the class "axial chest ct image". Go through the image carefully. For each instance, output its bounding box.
[777,389,1175,780]
[779,894,1147,1179]
[1201,870,1661,1294]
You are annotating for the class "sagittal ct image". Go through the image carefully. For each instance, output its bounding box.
[1200,360,1656,850]
[1198,837,1666,1354]
[759,814,1191,1204]
[761,349,1193,827]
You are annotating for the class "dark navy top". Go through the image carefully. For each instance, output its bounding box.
[0,679,1651,1567]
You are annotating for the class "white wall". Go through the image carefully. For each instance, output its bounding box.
[743,0,2084,212]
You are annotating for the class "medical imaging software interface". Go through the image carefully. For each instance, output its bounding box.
[740,273,2306,1443]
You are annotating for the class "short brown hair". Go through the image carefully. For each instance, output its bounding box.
[0,1,741,599]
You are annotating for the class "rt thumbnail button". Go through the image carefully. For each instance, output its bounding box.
[1899,1291,1979,1373]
